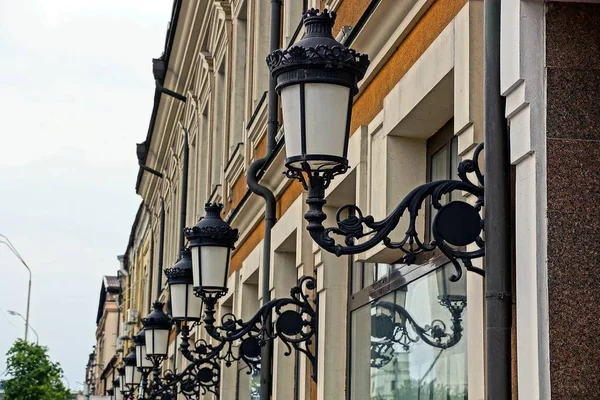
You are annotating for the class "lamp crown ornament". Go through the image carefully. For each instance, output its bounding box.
[164,248,193,282]
[124,349,136,366]
[266,8,369,93]
[141,302,172,329]
[184,203,239,246]
[132,329,145,346]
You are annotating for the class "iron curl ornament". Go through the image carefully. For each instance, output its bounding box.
[177,276,318,382]
[143,359,220,400]
[291,143,486,282]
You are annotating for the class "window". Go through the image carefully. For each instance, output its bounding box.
[426,119,460,237]
[229,2,248,154]
[348,120,467,399]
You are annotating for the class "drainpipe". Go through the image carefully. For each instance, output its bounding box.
[147,228,154,312]
[178,124,190,253]
[245,1,281,399]
[157,197,166,299]
[484,1,512,399]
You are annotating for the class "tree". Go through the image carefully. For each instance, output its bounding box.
[4,339,71,400]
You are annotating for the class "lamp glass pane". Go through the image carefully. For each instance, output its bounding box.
[170,282,187,319]
[125,365,140,387]
[137,344,153,369]
[304,83,351,169]
[115,390,123,400]
[281,84,302,160]
[146,328,170,356]
[191,246,201,288]
[171,283,202,320]
[200,246,229,288]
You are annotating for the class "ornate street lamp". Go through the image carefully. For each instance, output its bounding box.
[133,329,153,398]
[184,203,238,299]
[117,367,128,396]
[164,249,202,322]
[123,349,141,390]
[133,330,154,371]
[269,8,486,281]
[267,8,369,181]
[141,302,172,360]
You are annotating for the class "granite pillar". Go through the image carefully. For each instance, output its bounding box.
[546,4,600,398]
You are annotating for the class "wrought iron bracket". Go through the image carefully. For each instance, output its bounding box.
[290,143,486,282]
[183,276,318,382]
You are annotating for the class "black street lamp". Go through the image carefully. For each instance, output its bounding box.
[123,349,141,393]
[267,8,369,182]
[133,330,153,398]
[133,330,154,372]
[269,9,485,281]
[184,203,238,299]
[142,302,172,361]
[117,367,128,398]
[165,249,202,322]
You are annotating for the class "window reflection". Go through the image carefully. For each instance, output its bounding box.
[236,365,260,400]
[350,263,468,399]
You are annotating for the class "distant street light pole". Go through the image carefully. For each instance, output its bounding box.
[0,234,32,342]
[7,310,39,344]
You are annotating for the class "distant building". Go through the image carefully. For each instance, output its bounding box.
[88,276,121,397]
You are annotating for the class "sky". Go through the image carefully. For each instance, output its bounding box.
[0,0,173,391]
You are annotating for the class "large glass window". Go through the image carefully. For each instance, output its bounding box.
[349,262,467,400]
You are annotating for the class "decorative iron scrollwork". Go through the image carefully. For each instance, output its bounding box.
[144,357,220,400]
[177,276,318,382]
[294,143,485,281]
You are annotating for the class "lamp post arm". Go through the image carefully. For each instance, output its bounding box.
[299,143,486,282]
[187,276,318,381]
[0,237,32,342]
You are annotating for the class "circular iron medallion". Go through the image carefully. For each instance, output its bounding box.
[433,201,482,247]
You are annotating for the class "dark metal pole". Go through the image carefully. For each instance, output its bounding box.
[147,230,154,312]
[179,127,190,253]
[157,197,166,299]
[246,1,281,399]
[484,1,512,399]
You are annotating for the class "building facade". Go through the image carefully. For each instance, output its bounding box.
[85,276,122,398]
[87,1,600,399]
